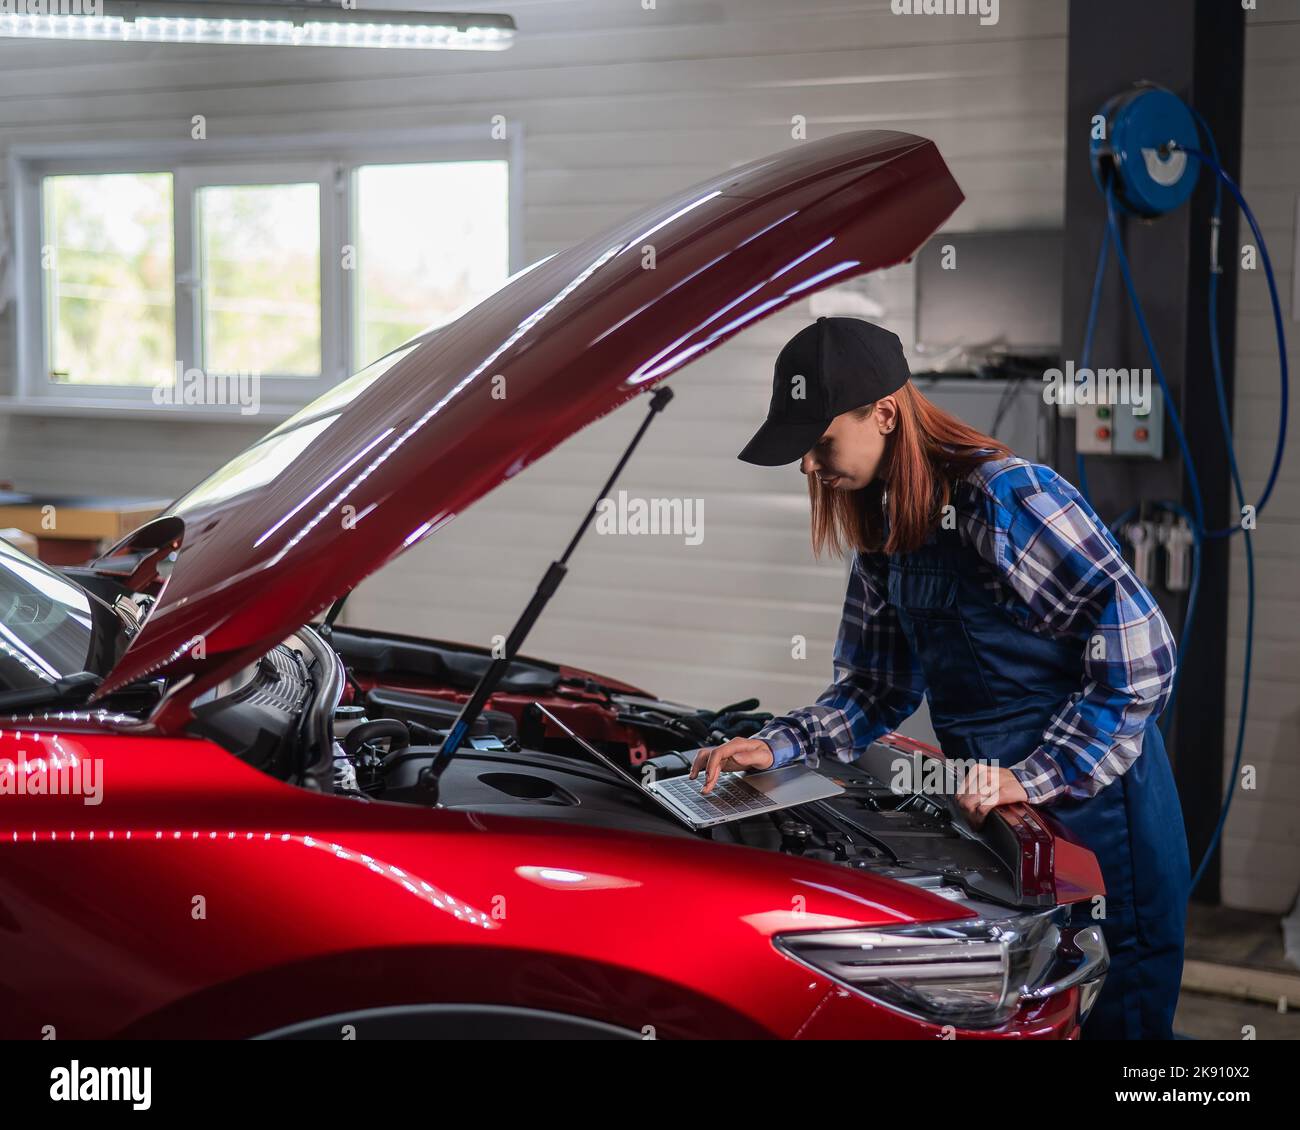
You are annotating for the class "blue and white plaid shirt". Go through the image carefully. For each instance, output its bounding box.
[755,456,1177,804]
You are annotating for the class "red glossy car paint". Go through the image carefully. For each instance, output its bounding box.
[0,727,1087,1039]
[0,131,1105,1039]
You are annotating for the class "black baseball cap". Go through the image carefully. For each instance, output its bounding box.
[737,317,911,466]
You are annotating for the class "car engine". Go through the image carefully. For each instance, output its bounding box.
[182,625,1054,914]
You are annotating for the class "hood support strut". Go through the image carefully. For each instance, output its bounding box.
[421,385,675,798]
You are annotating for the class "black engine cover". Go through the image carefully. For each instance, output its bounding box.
[380,746,694,839]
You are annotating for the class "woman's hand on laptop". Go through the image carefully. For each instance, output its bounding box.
[689,738,774,794]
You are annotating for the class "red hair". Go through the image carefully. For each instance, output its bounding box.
[808,381,1011,557]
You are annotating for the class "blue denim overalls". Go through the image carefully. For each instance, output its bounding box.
[883,525,1190,1039]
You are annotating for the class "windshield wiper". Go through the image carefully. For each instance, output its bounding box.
[0,671,101,712]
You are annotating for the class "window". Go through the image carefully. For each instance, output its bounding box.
[42,172,175,388]
[196,181,323,377]
[11,131,515,412]
[353,161,509,368]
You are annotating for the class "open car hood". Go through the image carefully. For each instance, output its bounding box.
[95,130,963,728]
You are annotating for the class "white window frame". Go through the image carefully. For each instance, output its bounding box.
[179,160,339,391]
[7,126,523,416]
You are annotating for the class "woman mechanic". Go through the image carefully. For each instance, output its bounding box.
[690,316,1190,1040]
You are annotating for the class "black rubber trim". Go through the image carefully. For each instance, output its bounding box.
[254,1003,644,1041]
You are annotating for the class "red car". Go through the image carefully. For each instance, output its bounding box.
[0,131,1108,1040]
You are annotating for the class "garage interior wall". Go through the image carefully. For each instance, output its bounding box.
[1228,6,1299,914]
[0,0,1293,911]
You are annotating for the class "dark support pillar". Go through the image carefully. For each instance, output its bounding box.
[1059,0,1245,904]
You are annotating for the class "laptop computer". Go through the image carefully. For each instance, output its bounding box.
[533,702,844,830]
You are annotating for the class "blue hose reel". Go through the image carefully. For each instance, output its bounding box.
[1090,85,1200,218]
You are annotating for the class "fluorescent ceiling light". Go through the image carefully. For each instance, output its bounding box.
[0,2,516,50]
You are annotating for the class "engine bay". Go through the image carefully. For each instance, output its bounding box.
[178,625,1049,912]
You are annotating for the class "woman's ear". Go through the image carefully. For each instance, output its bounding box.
[875,395,899,435]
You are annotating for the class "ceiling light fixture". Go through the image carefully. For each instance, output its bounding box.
[0,1,516,50]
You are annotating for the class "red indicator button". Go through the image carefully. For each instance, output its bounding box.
[1096,426,1111,440]
[1134,427,1149,442]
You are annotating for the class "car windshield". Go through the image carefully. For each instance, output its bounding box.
[0,538,96,692]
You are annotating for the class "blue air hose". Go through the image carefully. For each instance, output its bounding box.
[1073,111,1286,892]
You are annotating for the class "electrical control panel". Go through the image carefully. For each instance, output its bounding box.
[1075,387,1163,458]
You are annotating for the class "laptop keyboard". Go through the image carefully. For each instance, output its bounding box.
[657,773,773,821]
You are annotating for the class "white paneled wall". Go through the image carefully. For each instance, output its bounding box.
[1221,6,1300,913]
[0,1,1292,910]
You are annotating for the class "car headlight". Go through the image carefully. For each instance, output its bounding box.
[774,908,1107,1029]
